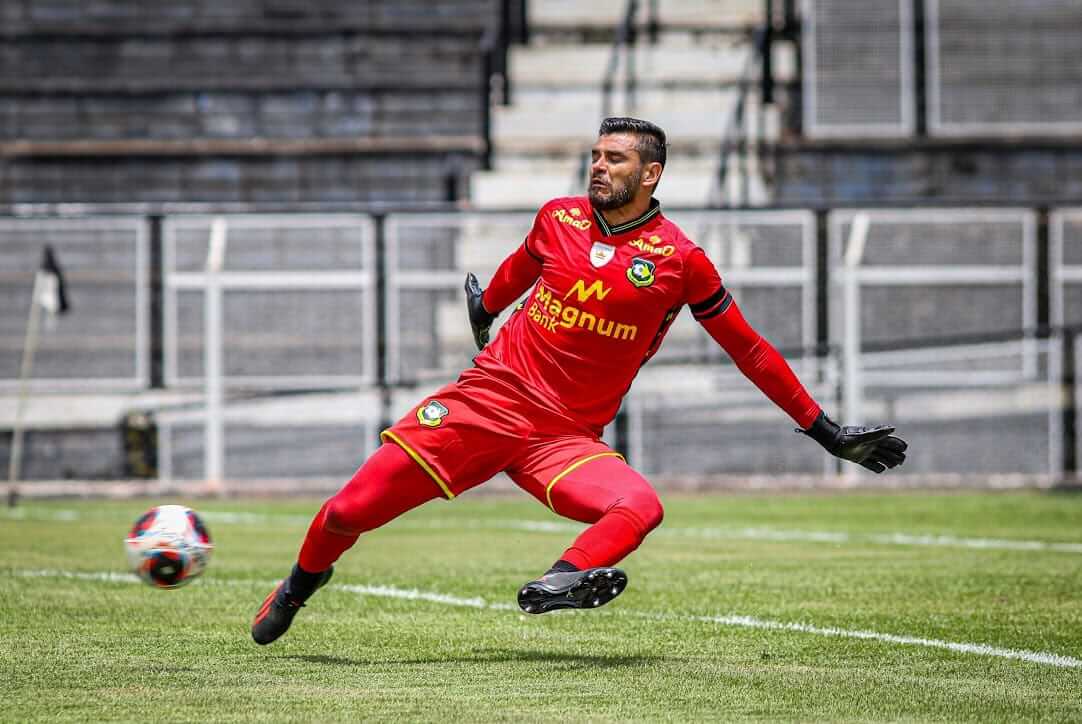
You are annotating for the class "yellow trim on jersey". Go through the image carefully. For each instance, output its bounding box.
[380,429,456,500]
[545,451,625,513]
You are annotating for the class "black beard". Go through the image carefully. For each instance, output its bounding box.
[588,175,638,211]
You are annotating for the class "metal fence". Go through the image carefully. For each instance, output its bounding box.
[802,0,915,138]
[828,208,1037,351]
[665,210,818,372]
[2,206,1079,486]
[382,209,819,383]
[163,214,377,389]
[860,338,1063,477]
[0,216,148,390]
[385,212,533,383]
[1051,208,1082,329]
[624,373,840,476]
[1076,335,1081,475]
[926,0,1082,136]
[155,390,380,483]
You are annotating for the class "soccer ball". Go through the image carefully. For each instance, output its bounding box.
[124,505,213,588]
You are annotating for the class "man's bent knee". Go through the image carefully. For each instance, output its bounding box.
[636,493,664,534]
[322,497,369,537]
[611,492,664,538]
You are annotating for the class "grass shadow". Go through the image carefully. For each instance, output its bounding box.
[284,649,660,669]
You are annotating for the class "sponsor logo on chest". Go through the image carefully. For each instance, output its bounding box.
[526,281,639,342]
[552,208,592,230]
[628,235,675,257]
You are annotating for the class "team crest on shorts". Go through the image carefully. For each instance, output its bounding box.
[417,400,449,428]
[626,257,656,288]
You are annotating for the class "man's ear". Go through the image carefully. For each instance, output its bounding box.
[641,162,663,190]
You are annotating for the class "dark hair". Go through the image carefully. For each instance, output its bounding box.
[598,117,667,168]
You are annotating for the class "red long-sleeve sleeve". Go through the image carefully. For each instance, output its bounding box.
[684,248,821,428]
[481,240,542,314]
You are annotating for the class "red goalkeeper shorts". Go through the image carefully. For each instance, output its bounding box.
[380,366,623,507]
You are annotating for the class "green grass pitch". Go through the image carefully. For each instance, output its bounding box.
[2,491,1081,722]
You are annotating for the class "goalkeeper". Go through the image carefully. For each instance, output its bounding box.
[252,117,906,645]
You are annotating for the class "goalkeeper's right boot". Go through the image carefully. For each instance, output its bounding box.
[517,567,628,614]
[251,564,334,645]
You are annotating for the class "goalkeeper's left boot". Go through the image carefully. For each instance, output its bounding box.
[517,567,628,614]
[251,564,334,645]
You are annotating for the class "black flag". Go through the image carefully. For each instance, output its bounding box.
[37,245,70,315]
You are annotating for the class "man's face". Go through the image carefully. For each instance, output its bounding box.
[588,133,644,211]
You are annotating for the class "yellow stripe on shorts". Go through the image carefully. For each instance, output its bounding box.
[380,429,456,500]
[545,451,625,513]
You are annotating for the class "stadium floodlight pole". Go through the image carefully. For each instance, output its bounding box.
[842,213,870,481]
[203,217,228,495]
[7,272,45,506]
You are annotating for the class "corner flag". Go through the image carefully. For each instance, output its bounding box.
[8,244,72,504]
[36,245,70,315]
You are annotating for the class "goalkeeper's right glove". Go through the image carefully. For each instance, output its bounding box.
[799,411,908,473]
[464,272,496,350]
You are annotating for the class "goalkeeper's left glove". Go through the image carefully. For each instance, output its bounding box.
[464,272,496,350]
[799,411,907,473]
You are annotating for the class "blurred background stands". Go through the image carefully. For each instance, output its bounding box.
[1,0,1081,493]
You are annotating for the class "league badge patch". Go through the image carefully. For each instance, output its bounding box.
[590,241,616,268]
[417,400,449,428]
[626,257,656,288]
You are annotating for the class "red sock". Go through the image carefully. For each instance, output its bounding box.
[559,507,656,569]
[297,442,441,572]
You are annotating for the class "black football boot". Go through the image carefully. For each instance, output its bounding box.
[251,565,334,645]
[517,567,628,614]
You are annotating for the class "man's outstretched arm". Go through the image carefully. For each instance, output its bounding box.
[464,239,542,350]
[696,297,906,472]
[686,249,906,472]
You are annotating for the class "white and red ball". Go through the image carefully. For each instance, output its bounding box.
[124,505,213,588]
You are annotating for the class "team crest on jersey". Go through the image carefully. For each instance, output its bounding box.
[590,241,616,268]
[416,400,449,428]
[626,257,656,288]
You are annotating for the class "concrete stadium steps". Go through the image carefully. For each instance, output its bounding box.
[2,4,493,205]
[471,156,723,208]
[0,90,482,142]
[528,0,764,32]
[0,155,479,204]
[0,35,484,93]
[508,41,794,88]
[0,0,497,34]
[473,1,790,210]
[491,93,780,154]
[490,109,729,147]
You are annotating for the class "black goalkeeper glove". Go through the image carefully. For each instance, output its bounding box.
[799,411,908,474]
[464,272,496,350]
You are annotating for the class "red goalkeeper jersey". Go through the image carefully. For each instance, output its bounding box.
[475,196,820,433]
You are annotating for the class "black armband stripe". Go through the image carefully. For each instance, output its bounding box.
[692,292,733,321]
[523,236,544,263]
[689,286,728,314]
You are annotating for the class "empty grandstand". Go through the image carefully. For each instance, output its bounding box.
[2,0,1080,495]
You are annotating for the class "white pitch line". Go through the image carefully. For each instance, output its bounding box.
[865,532,1082,554]
[10,569,1081,670]
[410,518,1082,554]
[6,507,1082,554]
[694,615,1082,669]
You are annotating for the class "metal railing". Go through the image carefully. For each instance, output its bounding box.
[5,204,1082,487]
[709,27,766,207]
[570,0,647,193]
[481,0,530,170]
